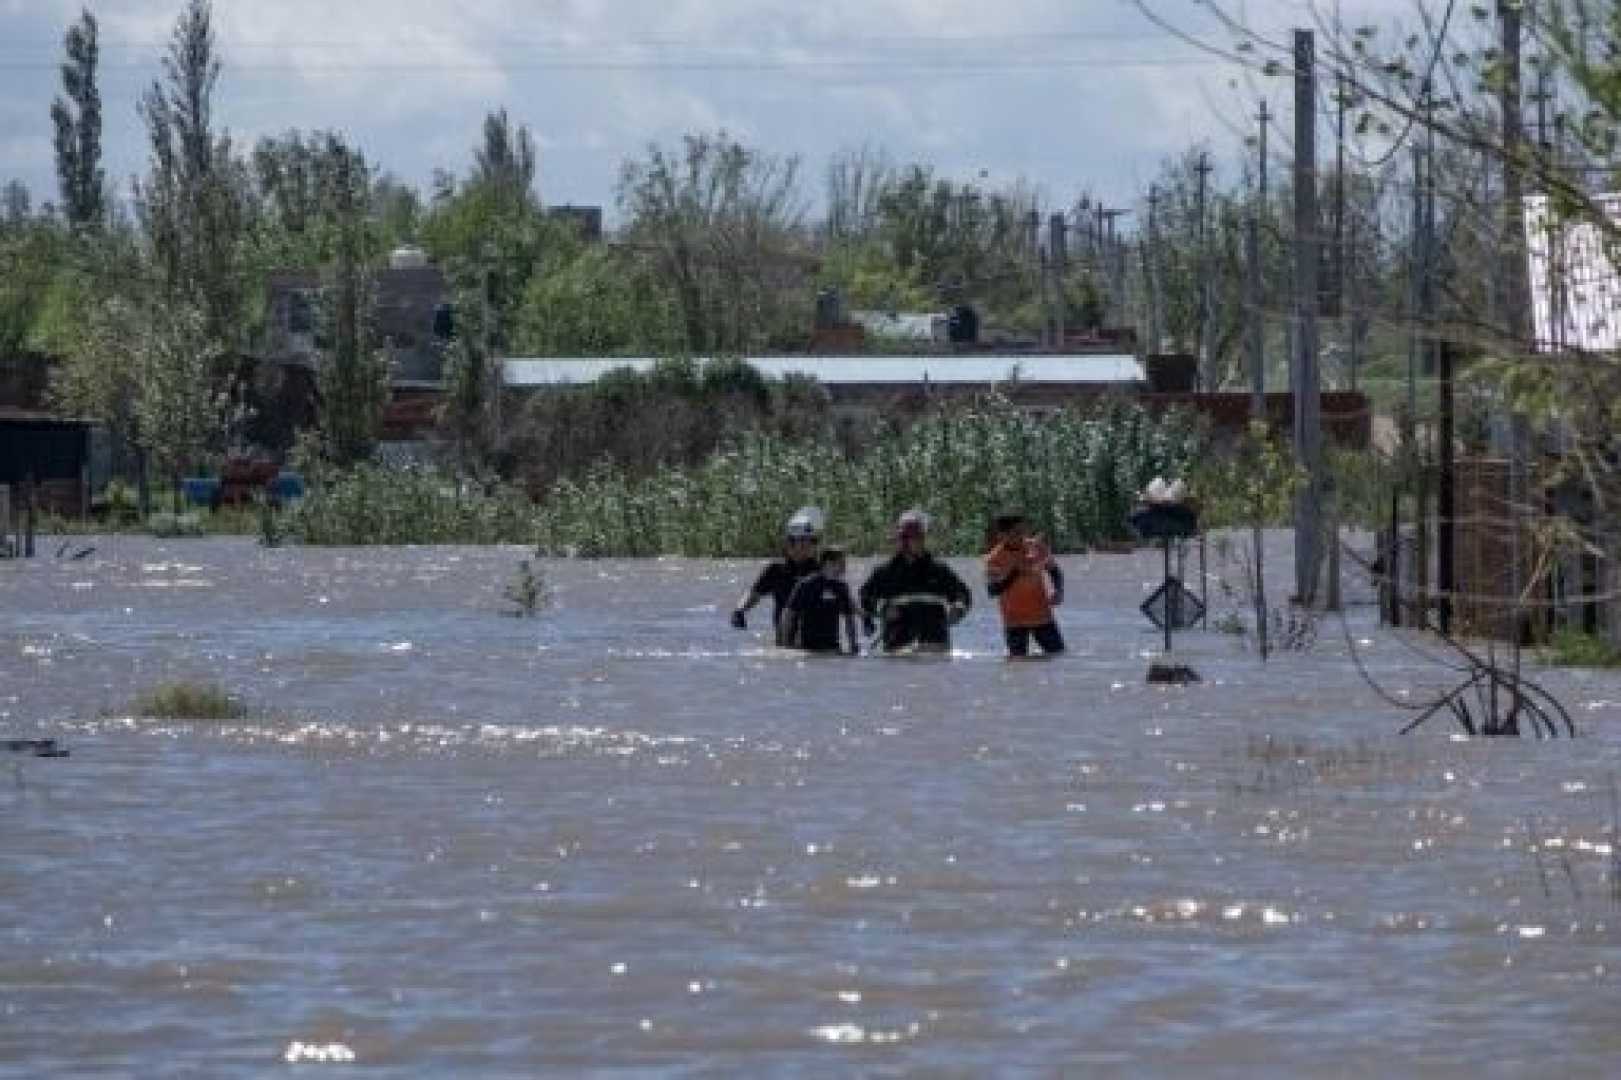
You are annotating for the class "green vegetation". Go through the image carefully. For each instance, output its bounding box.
[535,396,1201,556]
[146,511,206,538]
[130,679,248,721]
[1543,629,1621,669]
[502,559,550,616]
[288,462,533,546]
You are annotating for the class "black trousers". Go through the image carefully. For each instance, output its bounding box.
[1005,622,1066,657]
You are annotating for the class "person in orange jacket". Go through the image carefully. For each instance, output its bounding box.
[983,512,1066,657]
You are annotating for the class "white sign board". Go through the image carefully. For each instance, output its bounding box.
[1524,192,1621,353]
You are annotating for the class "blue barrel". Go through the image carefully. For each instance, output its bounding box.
[268,471,305,504]
[181,477,221,509]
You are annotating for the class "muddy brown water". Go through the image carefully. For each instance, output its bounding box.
[3,535,1621,1075]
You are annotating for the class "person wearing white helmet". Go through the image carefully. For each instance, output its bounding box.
[730,507,824,645]
[858,509,972,654]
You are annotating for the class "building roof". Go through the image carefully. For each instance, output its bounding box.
[502,355,1144,387]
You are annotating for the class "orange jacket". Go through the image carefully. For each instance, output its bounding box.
[985,538,1056,628]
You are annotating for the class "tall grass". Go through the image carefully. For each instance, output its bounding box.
[536,396,1205,556]
[289,463,535,546]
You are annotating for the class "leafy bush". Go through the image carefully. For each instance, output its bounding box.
[147,511,205,538]
[1543,628,1621,668]
[131,680,248,720]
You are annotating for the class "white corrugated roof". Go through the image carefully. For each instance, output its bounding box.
[502,355,1144,387]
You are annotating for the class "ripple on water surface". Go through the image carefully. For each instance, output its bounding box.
[3,536,1621,1073]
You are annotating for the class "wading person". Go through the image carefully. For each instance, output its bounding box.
[730,507,823,645]
[984,512,1066,658]
[782,548,861,655]
[859,510,971,654]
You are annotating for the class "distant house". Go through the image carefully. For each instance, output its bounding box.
[546,205,604,243]
[848,310,949,344]
[259,245,453,385]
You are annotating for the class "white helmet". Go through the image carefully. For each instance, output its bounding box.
[785,506,825,541]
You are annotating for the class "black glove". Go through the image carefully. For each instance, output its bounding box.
[730,609,747,630]
[861,614,876,637]
[947,601,968,626]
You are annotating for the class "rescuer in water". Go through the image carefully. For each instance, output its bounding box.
[858,510,972,654]
[730,507,823,645]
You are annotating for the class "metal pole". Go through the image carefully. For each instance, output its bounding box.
[1164,538,1174,652]
[1292,29,1323,606]
[1438,340,1456,635]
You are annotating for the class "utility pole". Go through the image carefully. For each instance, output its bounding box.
[1146,185,1163,354]
[482,245,501,455]
[1292,29,1323,606]
[1101,208,1130,323]
[1050,212,1068,348]
[1195,151,1213,391]
[1438,339,1456,635]
[1500,0,1530,649]
[1250,101,1269,419]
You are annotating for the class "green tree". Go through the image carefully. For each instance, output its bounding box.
[50,7,103,230]
[512,244,683,355]
[618,131,810,353]
[135,298,228,495]
[471,108,538,205]
[313,148,388,467]
[135,0,252,349]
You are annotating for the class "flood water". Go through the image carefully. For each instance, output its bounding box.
[3,534,1621,1075]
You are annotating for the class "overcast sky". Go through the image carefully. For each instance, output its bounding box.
[2,0,1426,223]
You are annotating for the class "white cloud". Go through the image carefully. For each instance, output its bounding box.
[0,0,1476,213]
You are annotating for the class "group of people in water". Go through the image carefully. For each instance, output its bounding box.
[729,507,1066,658]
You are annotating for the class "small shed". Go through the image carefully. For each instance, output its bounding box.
[0,413,95,517]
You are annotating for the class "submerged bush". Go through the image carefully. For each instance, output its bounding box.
[131,680,248,720]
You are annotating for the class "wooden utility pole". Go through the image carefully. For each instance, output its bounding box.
[1146,185,1163,353]
[1050,212,1068,348]
[1438,339,1456,635]
[1195,151,1213,390]
[1249,101,1269,420]
[1246,210,1264,421]
[1292,29,1323,607]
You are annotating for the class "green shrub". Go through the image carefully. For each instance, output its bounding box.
[1543,628,1621,668]
[130,680,248,720]
[147,512,205,538]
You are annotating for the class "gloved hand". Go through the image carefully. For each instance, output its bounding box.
[730,609,747,629]
[947,601,968,626]
[861,614,876,637]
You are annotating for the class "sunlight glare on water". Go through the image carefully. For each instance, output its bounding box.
[2,535,1621,1073]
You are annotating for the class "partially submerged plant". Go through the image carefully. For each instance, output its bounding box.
[503,559,550,617]
[147,512,205,538]
[130,680,248,721]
